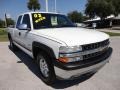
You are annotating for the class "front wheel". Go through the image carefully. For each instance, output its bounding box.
[37,52,56,85]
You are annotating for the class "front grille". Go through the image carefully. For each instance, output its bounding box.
[82,39,109,60]
[82,39,109,51]
[83,48,107,60]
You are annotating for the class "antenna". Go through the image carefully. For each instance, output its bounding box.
[5,13,7,27]
[45,0,48,12]
[55,0,56,13]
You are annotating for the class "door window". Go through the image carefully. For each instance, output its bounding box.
[16,15,22,28]
[22,14,31,29]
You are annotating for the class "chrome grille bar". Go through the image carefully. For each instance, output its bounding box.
[82,39,109,51]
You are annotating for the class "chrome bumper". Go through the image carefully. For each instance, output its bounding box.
[54,57,110,79]
[54,47,112,80]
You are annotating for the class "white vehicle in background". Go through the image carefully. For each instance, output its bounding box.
[7,12,112,85]
[75,23,88,28]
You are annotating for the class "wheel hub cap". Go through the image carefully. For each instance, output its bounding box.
[39,57,49,78]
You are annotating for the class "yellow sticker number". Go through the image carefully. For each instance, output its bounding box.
[42,17,46,20]
[38,14,42,18]
[34,14,38,18]
[34,13,46,23]
[35,20,39,23]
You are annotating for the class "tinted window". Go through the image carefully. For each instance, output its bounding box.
[22,14,31,28]
[16,15,22,28]
[32,13,75,29]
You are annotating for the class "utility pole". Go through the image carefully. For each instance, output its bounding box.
[45,0,48,12]
[5,13,7,27]
[55,0,56,13]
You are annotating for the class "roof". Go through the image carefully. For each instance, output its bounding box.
[113,14,120,19]
[19,11,63,16]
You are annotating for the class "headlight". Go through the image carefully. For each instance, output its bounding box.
[58,46,83,63]
[59,45,82,54]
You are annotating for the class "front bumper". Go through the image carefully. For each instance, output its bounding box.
[54,47,112,79]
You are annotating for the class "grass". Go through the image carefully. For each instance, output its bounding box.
[0,28,8,42]
[103,31,120,36]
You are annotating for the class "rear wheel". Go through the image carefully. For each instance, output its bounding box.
[37,52,56,85]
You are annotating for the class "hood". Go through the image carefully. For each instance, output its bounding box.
[33,27,109,46]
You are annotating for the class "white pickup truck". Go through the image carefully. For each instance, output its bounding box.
[7,12,112,85]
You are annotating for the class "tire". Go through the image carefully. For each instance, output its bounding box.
[37,52,56,85]
[9,37,19,51]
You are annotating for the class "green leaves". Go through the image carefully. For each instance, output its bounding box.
[0,19,5,28]
[67,11,84,23]
[112,0,120,16]
[6,18,15,26]
[0,18,14,28]
[85,0,120,19]
[27,0,40,11]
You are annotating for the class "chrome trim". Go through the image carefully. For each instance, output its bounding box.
[81,45,108,55]
[60,45,108,58]
[82,39,109,51]
[54,57,110,79]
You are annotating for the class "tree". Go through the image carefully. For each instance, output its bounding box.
[111,0,120,16]
[0,19,5,28]
[67,11,84,23]
[0,19,14,28]
[6,18,15,27]
[82,16,89,21]
[85,0,115,19]
[27,0,40,11]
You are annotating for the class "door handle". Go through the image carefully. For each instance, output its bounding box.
[19,32,21,36]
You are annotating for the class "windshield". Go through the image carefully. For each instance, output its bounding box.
[32,13,75,29]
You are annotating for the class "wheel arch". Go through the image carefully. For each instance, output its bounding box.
[32,41,56,61]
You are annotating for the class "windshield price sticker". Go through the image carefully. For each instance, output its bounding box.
[33,13,46,23]
[51,16,58,26]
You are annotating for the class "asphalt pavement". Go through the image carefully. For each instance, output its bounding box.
[0,37,120,90]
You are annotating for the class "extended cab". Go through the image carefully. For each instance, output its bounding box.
[7,12,112,85]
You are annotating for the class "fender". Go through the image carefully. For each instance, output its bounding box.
[32,41,56,60]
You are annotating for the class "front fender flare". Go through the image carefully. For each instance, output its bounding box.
[32,41,56,60]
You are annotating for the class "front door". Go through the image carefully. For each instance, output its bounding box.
[14,15,23,45]
[20,14,32,51]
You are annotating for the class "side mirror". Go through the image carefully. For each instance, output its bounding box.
[18,24,31,31]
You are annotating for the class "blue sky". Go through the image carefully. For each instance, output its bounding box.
[0,0,87,20]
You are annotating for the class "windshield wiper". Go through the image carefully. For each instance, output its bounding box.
[56,25,75,28]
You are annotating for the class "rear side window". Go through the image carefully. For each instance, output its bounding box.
[22,14,31,29]
[16,15,22,28]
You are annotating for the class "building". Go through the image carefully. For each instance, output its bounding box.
[83,15,120,28]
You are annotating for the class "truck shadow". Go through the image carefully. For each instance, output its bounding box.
[9,46,95,89]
